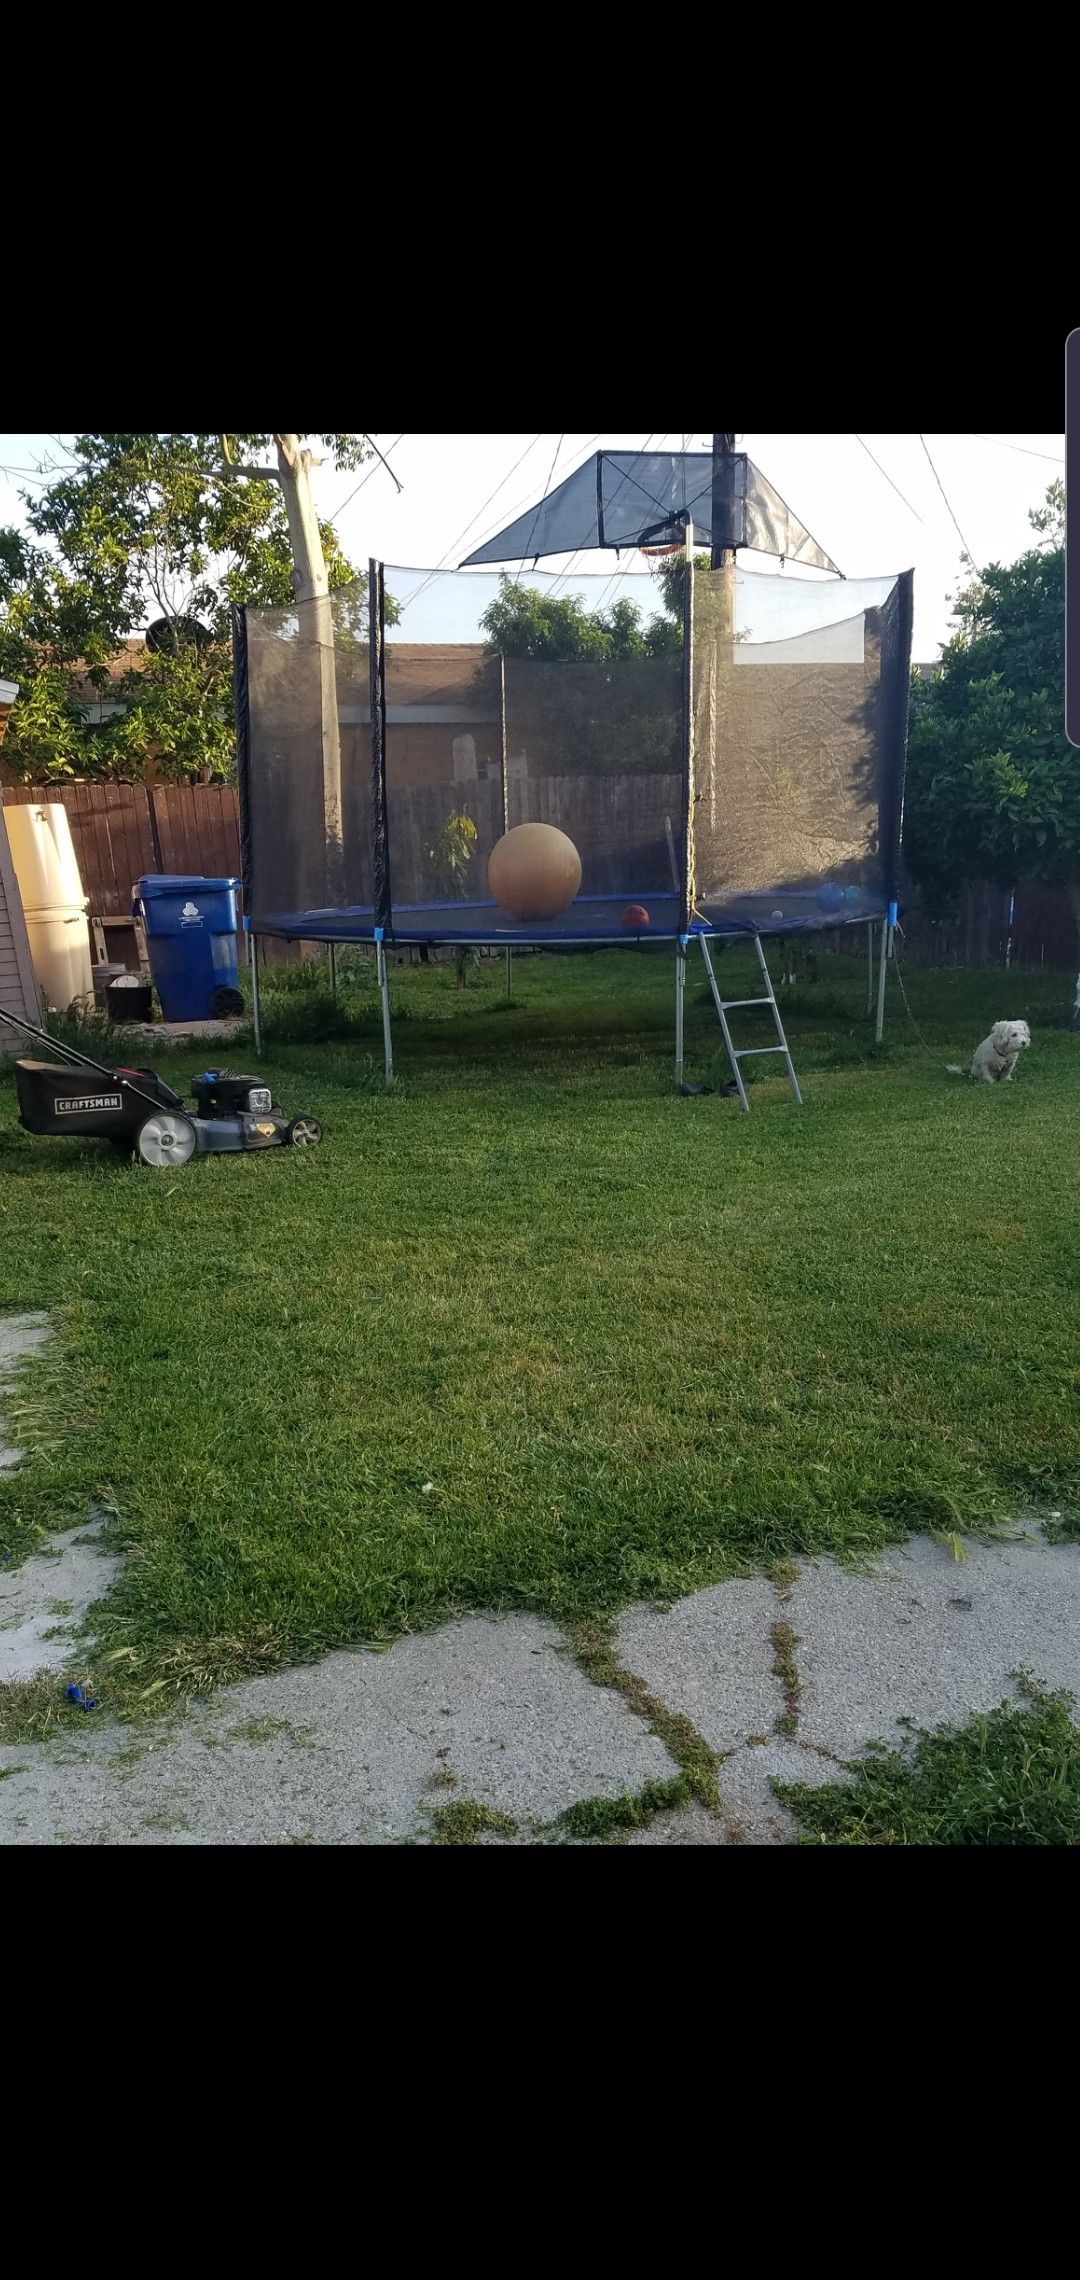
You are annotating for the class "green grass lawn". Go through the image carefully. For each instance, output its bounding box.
[776,1681,1080,1845]
[2,942,1079,1723]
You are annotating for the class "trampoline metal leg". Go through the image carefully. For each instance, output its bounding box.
[249,930,262,1057]
[867,920,875,1017]
[675,939,686,1088]
[875,916,889,1044]
[376,933,394,1091]
[329,940,338,997]
[506,947,512,1002]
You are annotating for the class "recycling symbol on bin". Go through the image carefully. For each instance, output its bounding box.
[180,900,202,924]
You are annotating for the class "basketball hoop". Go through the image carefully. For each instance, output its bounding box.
[640,542,681,558]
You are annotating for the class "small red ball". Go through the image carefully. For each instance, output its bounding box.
[621,904,650,930]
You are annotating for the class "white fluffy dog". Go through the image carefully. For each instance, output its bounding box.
[948,1020,1031,1083]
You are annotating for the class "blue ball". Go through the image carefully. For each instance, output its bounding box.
[817,882,846,912]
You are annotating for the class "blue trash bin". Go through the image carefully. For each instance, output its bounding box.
[136,876,241,1022]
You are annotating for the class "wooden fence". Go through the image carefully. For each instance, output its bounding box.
[2,782,1075,972]
[854,878,1077,972]
[1,781,240,916]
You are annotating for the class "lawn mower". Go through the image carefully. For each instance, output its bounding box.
[0,1005,322,1166]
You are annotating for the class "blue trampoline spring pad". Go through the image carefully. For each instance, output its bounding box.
[256,890,885,949]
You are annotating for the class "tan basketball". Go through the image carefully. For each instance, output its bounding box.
[488,823,582,922]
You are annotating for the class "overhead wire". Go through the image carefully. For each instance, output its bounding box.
[396,434,546,613]
[328,434,405,526]
[400,435,611,617]
[361,434,404,493]
[919,433,978,567]
[854,435,925,523]
[590,436,677,611]
[550,433,659,594]
[512,433,566,585]
[971,434,1065,464]
[456,432,604,574]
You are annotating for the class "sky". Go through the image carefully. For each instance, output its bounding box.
[0,432,1065,661]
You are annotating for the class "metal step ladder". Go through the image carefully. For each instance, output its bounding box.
[697,933,803,1112]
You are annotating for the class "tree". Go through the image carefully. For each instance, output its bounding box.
[0,434,371,782]
[423,813,480,984]
[477,572,679,664]
[903,484,1077,1013]
[469,570,685,780]
[650,547,713,628]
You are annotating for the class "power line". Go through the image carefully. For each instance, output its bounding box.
[971,434,1065,465]
[591,436,676,611]
[329,434,405,526]
[433,434,544,561]
[471,428,601,570]
[553,434,661,599]
[854,435,925,523]
[513,433,565,585]
[919,433,977,567]
[361,433,404,493]
[397,434,545,613]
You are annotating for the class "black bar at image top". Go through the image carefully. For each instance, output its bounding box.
[1067,330,1080,747]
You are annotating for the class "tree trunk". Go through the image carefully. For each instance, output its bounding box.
[272,434,345,908]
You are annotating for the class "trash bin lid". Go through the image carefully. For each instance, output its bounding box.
[137,875,240,897]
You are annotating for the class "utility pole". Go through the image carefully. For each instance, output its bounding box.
[221,433,345,906]
[710,432,737,569]
[707,431,738,653]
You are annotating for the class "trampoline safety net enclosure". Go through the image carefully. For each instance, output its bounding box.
[234,559,913,947]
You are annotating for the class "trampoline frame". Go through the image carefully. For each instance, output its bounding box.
[245,906,891,1096]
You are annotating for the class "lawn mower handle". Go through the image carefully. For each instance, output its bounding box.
[0,1003,177,1121]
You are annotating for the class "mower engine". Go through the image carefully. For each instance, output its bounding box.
[187,1069,315,1155]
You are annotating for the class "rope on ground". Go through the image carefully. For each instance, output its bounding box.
[889,928,937,1058]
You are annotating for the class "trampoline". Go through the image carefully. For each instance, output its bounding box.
[255,890,886,949]
[233,448,913,1104]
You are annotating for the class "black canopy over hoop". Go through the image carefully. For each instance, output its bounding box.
[460,450,841,575]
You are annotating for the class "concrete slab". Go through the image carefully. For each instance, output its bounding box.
[0,1310,51,1471]
[0,1520,122,1681]
[716,1739,841,1846]
[0,1614,678,1846]
[123,1018,245,1044]
[627,1744,842,1846]
[4,1528,1078,1846]
[614,1577,782,1754]
[626,1803,728,1847]
[789,1532,1080,1760]
[0,1310,50,1373]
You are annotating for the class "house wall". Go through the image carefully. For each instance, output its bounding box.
[0,810,41,1032]
[0,685,40,1027]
